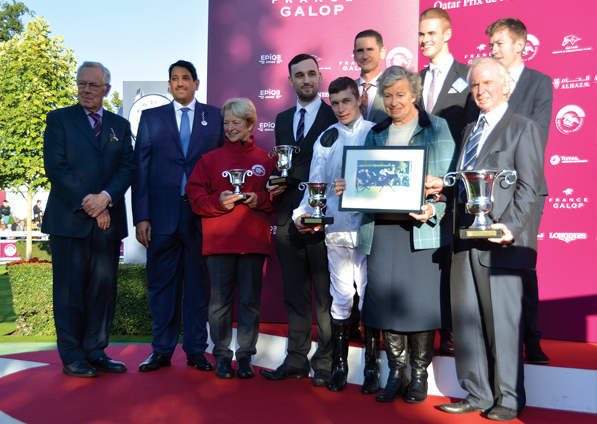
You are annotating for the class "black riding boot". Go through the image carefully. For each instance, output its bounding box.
[404,330,435,403]
[376,331,408,402]
[361,326,380,394]
[328,319,349,392]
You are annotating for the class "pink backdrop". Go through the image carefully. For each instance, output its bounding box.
[208,0,597,342]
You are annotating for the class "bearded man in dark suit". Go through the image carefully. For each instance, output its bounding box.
[43,61,134,377]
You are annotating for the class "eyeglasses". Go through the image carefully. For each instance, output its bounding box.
[77,81,107,92]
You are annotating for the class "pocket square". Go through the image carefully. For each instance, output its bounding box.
[448,88,458,94]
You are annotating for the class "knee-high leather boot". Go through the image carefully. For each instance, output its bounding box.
[328,319,349,392]
[376,331,408,402]
[361,326,380,394]
[404,330,435,403]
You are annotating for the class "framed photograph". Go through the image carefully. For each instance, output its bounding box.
[339,146,428,213]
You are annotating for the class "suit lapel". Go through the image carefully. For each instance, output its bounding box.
[368,91,386,123]
[187,102,207,157]
[99,111,113,150]
[73,104,99,149]
[161,102,183,153]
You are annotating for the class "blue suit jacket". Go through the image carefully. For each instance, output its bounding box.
[132,101,224,235]
[43,103,134,240]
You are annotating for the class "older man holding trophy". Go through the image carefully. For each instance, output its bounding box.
[293,77,374,392]
[439,58,545,421]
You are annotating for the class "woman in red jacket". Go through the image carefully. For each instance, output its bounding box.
[186,98,276,380]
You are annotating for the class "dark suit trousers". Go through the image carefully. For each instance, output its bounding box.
[276,218,333,372]
[146,200,209,356]
[206,254,265,362]
[451,247,526,412]
[523,195,546,344]
[51,226,120,366]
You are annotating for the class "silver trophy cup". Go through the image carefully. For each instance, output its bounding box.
[443,169,517,238]
[269,145,301,186]
[222,169,253,200]
[298,182,334,226]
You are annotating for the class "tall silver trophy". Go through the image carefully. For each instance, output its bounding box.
[222,169,253,200]
[298,182,334,226]
[268,145,300,187]
[443,169,517,239]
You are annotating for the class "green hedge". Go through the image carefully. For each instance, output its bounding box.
[8,263,152,336]
[15,241,52,262]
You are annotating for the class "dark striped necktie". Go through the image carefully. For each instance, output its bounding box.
[360,83,372,119]
[90,113,102,146]
[462,116,487,171]
[296,108,306,145]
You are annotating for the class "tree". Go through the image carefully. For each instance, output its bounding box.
[0,17,76,259]
[103,91,122,114]
[0,0,34,42]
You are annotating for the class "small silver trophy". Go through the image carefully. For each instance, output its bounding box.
[268,145,300,187]
[443,169,517,239]
[298,182,334,226]
[222,169,253,200]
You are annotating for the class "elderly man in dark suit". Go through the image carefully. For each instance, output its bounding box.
[43,61,134,377]
[260,54,336,386]
[487,17,552,365]
[440,58,545,421]
[133,60,224,372]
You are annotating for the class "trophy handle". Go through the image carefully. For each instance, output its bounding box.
[443,172,460,187]
[293,146,301,154]
[245,170,254,177]
[222,170,230,178]
[497,170,517,185]
[298,182,307,191]
[268,147,277,159]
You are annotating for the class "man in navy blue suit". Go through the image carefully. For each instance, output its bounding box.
[43,61,134,377]
[133,60,224,372]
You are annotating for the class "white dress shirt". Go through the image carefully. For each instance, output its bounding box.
[173,98,196,133]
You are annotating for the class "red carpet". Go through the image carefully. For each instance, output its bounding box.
[0,345,595,424]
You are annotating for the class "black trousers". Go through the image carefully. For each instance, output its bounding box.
[206,253,265,362]
[51,226,120,366]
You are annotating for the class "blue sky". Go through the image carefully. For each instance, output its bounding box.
[23,0,210,101]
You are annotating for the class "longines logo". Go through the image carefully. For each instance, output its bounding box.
[552,76,591,90]
[385,47,413,68]
[258,89,282,100]
[259,54,282,65]
[552,35,593,55]
[548,188,588,209]
[522,34,540,62]
[550,155,588,165]
[258,122,275,132]
[548,232,587,243]
[555,105,585,135]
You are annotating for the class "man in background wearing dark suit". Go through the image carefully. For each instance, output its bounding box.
[440,58,545,421]
[487,17,552,364]
[260,54,336,387]
[43,61,134,377]
[418,7,478,356]
[133,60,224,373]
[33,200,44,224]
[353,30,389,124]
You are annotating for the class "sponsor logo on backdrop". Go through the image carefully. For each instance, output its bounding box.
[548,232,587,243]
[555,105,585,135]
[537,232,544,241]
[259,54,282,65]
[4,244,16,257]
[340,55,360,72]
[258,122,275,132]
[252,164,266,177]
[522,34,539,62]
[552,35,593,55]
[259,89,282,100]
[464,43,490,64]
[550,155,588,165]
[548,188,588,209]
[274,0,349,18]
[553,75,591,90]
[319,92,329,98]
[386,47,413,68]
[433,0,506,10]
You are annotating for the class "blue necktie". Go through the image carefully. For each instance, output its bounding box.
[296,108,306,145]
[180,107,190,195]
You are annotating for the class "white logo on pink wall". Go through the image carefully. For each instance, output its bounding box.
[552,35,593,54]
[522,34,540,62]
[3,243,17,257]
[555,105,585,135]
[385,47,413,68]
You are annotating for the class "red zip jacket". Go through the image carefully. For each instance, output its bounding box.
[186,136,277,256]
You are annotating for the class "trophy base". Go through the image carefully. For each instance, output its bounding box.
[270,176,300,187]
[302,216,334,226]
[226,193,248,200]
[459,228,503,239]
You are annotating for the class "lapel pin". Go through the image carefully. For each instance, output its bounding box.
[201,111,208,126]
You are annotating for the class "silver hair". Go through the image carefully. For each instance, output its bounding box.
[377,66,422,102]
[221,97,257,128]
[467,58,511,100]
[77,61,111,85]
